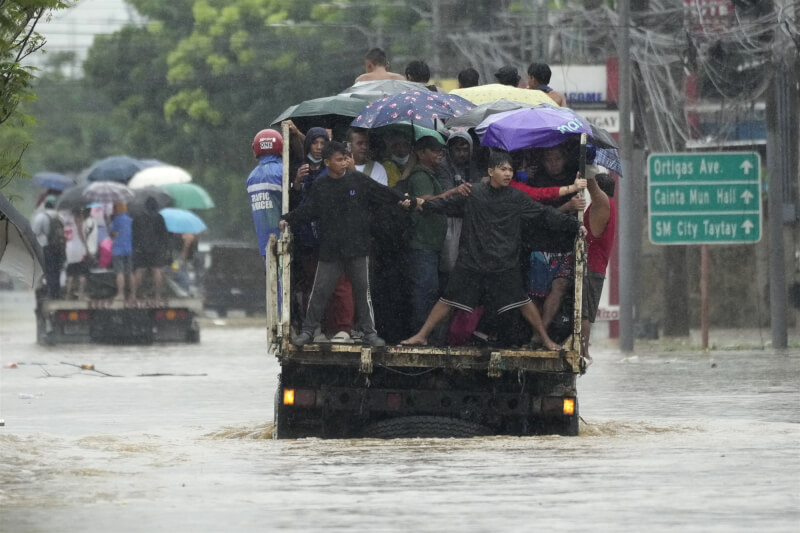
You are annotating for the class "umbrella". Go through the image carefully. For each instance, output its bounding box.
[339,80,429,96]
[351,90,474,131]
[128,187,174,216]
[158,182,215,210]
[376,123,445,144]
[450,84,556,107]
[138,159,169,168]
[31,172,74,191]
[128,165,192,189]
[82,181,135,204]
[159,208,207,234]
[478,106,596,150]
[55,184,90,211]
[270,92,387,132]
[86,155,145,183]
[446,99,618,150]
[478,106,622,176]
[0,192,44,288]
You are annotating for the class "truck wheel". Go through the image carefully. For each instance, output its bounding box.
[36,314,53,346]
[362,416,492,439]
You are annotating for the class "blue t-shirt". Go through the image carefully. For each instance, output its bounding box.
[108,213,133,256]
[246,154,283,256]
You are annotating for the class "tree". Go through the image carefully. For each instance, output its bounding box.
[0,0,71,188]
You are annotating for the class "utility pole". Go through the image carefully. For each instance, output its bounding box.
[618,0,635,351]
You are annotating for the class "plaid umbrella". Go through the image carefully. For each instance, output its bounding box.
[351,90,474,131]
[82,181,135,204]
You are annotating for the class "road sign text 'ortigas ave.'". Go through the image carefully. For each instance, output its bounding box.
[648,152,761,244]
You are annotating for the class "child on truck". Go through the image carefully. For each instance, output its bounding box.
[401,150,586,350]
[280,141,417,347]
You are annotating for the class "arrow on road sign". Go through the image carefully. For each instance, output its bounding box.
[740,160,753,175]
[741,219,754,234]
[740,189,755,204]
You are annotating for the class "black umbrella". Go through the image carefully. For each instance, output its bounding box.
[128,187,174,216]
[0,192,44,288]
[55,184,90,211]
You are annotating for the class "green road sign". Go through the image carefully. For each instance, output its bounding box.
[648,152,761,244]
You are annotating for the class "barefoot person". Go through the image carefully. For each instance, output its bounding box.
[401,151,586,350]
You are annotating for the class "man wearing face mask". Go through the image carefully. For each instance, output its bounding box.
[381,132,413,188]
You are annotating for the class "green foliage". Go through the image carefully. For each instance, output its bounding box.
[0,0,72,188]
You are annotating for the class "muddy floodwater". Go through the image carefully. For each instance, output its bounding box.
[1,290,798,532]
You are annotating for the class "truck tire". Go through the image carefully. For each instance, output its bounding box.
[362,416,492,439]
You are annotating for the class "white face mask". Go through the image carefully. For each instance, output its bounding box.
[392,154,409,166]
[307,155,323,164]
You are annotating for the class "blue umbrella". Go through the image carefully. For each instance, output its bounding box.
[351,90,474,131]
[86,155,145,183]
[31,172,74,191]
[159,208,207,234]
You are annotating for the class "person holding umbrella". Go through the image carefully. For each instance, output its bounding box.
[401,151,586,350]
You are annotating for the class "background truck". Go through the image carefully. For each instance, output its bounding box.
[36,270,201,345]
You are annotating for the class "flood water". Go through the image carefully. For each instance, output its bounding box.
[1,290,798,532]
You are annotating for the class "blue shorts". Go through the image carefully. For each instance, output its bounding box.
[113,255,133,275]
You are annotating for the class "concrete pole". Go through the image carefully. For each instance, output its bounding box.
[618,0,635,351]
[768,50,791,349]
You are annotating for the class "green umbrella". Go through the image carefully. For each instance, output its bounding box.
[158,183,215,210]
[377,122,445,144]
[269,92,381,132]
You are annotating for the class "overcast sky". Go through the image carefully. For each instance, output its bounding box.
[29,0,135,68]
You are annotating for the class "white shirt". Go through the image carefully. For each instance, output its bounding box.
[356,160,389,186]
[31,208,57,247]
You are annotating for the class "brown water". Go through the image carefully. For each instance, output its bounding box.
[1,290,798,532]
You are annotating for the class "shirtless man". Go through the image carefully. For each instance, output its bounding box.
[527,63,567,107]
[355,48,406,83]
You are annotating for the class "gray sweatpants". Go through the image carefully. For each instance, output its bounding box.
[303,256,376,336]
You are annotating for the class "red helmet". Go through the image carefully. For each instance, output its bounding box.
[252,129,283,157]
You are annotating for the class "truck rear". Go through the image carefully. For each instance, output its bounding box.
[36,270,201,345]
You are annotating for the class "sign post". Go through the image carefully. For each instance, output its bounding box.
[648,151,761,348]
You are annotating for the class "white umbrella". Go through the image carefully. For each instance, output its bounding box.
[128,166,192,189]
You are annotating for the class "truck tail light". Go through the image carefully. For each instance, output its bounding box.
[283,389,316,407]
[562,398,575,416]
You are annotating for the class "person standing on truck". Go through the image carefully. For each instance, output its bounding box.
[280,141,417,347]
[531,145,586,333]
[527,63,567,107]
[31,195,65,298]
[247,128,284,258]
[132,197,170,301]
[63,206,96,300]
[401,151,586,350]
[581,171,616,363]
[108,202,133,301]
[347,128,389,186]
[354,48,405,83]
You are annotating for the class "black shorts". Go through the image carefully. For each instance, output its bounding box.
[581,270,606,322]
[440,265,530,314]
[66,260,89,277]
[134,250,169,269]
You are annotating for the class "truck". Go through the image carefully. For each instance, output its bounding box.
[267,124,590,439]
[36,270,201,345]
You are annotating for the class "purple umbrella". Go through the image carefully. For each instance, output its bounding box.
[477,106,595,151]
[351,90,474,130]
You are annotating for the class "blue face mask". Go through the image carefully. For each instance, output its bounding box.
[515,170,529,183]
[308,155,323,164]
